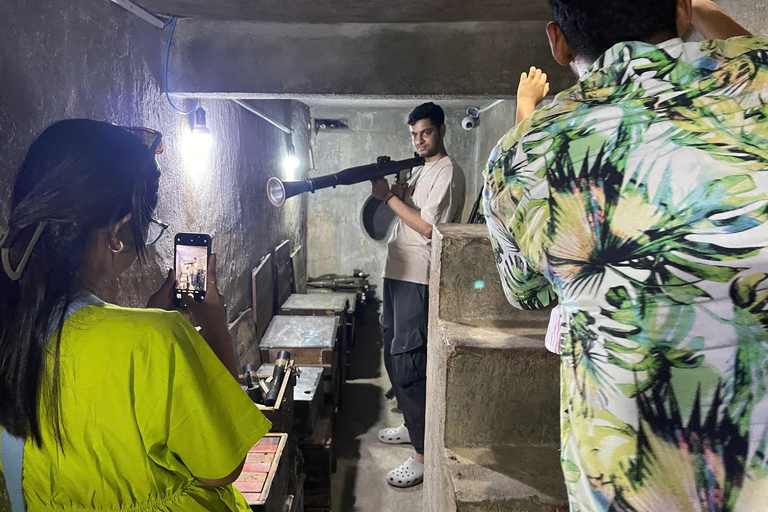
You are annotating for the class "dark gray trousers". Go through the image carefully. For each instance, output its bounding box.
[381,278,429,454]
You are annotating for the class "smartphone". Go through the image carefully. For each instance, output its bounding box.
[173,233,212,307]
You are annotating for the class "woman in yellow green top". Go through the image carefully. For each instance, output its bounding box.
[0,120,271,510]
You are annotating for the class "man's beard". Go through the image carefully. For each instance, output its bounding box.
[419,146,439,159]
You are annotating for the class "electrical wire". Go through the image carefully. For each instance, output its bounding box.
[164,16,198,114]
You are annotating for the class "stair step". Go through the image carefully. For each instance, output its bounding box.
[446,446,568,512]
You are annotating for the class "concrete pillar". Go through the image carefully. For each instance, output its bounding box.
[425,225,565,512]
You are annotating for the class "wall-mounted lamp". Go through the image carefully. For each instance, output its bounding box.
[283,137,300,178]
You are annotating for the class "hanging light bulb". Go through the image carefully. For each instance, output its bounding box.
[283,137,300,179]
[190,107,213,154]
[184,106,213,177]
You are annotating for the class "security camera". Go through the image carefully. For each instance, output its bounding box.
[462,107,480,131]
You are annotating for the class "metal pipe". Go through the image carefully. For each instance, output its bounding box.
[232,99,292,134]
[109,0,167,29]
[478,99,505,114]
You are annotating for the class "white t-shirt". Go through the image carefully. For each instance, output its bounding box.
[383,156,466,285]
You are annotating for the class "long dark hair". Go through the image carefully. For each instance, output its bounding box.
[0,119,161,446]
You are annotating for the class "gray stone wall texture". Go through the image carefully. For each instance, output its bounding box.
[0,0,308,318]
[169,20,573,98]
[306,106,478,294]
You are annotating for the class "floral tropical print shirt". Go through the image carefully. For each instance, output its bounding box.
[484,36,768,511]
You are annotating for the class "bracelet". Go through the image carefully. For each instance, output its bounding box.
[384,194,395,204]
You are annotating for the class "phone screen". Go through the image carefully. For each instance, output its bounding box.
[174,233,211,305]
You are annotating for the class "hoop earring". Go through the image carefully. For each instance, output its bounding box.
[110,239,124,253]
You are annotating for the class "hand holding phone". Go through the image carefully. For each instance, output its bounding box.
[173,233,211,307]
[146,268,177,310]
[184,252,239,379]
[185,252,228,337]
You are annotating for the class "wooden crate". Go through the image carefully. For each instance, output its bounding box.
[261,346,334,367]
[279,294,349,389]
[259,315,340,407]
[260,361,338,409]
[258,365,324,439]
[235,434,289,512]
[308,290,359,363]
[245,364,296,434]
[259,316,339,366]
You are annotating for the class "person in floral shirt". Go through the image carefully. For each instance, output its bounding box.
[484,0,768,510]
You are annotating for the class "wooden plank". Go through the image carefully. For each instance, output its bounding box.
[255,364,296,434]
[244,463,272,473]
[274,240,291,268]
[246,452,275,463]
[274,240,293,309]
[252,254,275,343]
[261,347,334,366]
[290,245,307,294]
[229,308,258,368]
[237,473,268,492]
[241,492,262,503]
[237,433,289,508]
[258,434,288,506]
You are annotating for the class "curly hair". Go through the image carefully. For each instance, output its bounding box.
[548,0,679,62]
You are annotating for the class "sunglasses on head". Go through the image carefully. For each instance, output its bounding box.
[122,127,164,155]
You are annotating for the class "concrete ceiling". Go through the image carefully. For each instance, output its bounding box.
[134,0,553,24]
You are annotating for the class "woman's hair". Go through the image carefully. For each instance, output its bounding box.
[0,119,161,445]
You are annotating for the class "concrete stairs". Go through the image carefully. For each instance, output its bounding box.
[424,225,567,512]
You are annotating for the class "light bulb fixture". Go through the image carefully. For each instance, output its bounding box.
[193,107,211,136]
[184,105,213,178]
[283,136,300,179]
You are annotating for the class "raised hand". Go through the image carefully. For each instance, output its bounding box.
[516,67,550,125]
[518,67,550,108]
